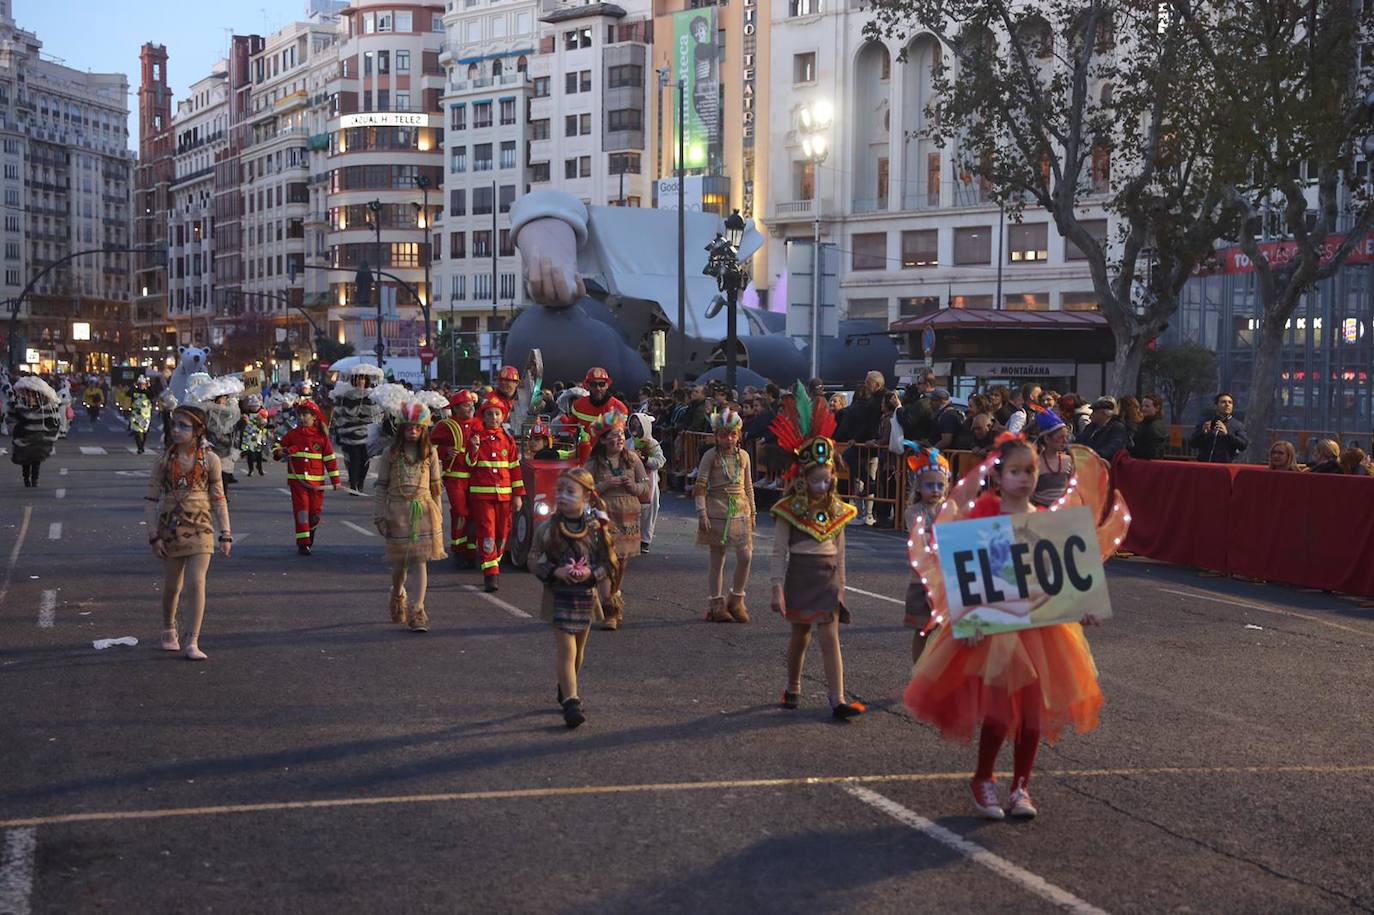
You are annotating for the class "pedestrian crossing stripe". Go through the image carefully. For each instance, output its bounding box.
[79,446,107,456]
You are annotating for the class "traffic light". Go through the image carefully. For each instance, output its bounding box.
[355,262,374,307]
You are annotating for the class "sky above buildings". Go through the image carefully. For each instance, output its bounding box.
[17,0,304,145]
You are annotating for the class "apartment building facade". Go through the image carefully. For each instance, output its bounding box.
[0,3,133,374]
[766,3,1109,332]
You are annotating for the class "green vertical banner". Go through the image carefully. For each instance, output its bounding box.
[674,6,717,170]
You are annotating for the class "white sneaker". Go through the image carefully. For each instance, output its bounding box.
[1007,781,1037,819]
[970,778,1005,820]
[864,514,877,526]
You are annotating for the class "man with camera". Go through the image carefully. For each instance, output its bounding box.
[1190,393,1248,463]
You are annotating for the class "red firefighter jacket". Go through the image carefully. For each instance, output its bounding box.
[273,426,340,490]
[454,424,523,512]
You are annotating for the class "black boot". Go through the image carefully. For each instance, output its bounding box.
[561,697,586,730]
[484,574,499,593]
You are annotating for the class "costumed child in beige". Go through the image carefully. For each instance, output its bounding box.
[768,385,866,719]
[531,467,618,730]
[902,446,950,663]
[583,410,649,630]
[695,408,756,622]
[373,400,447,632]
[145,404,233,660]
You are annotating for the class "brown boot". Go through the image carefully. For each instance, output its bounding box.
[407,603,430,633]
[389,589,407,624]
[704,596,733,623]
[726,591,751,623]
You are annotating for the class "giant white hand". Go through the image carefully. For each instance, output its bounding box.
[517,218,586,307]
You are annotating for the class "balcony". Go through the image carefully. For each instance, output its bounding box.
[853,197,889,215]
[771,198,817,221]
[901,191,942,211]
[445,72,529,95]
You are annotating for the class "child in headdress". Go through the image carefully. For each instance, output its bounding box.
[903,446,950,662]
[694,408,756,622]
[768,384,866,719]
[373,400,447,630]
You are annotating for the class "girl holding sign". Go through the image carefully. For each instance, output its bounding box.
[906,435,1112,821]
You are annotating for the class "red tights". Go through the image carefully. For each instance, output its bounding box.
[974,685,1043,787]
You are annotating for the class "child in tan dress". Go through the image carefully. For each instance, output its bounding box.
[145,404,233,660]
[373,400,447,632]
[694,408,756,622]
[583,410,649,630]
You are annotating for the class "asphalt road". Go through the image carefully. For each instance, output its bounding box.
[1,413,1372,914]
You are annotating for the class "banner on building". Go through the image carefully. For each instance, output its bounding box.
[673,6,718,170]
[1212,233,1374,274]
[654,175,705,211]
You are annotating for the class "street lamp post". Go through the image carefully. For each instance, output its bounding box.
[703,210,747,393]
[798,99,833,382]
[413,175,433,384]
[366,199,383,369]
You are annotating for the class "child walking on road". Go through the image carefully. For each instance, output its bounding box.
[768,386,865,720]
[273,400,341,554]
[374,400,447,631]
[146,404,233,660]
[903,446,950,663]
[531,467,617,729]
[904,436,1106,820]
[695,409,756,623]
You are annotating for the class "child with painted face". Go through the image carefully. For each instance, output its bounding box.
[373,401,447,631]
[767,385,864,719]
[694,409,756,623]
[145,405,232,660]
[531,468,618,729]
[903,448,950,662]
[905,435,1105,822]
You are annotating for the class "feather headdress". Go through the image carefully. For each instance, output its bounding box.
[905,443,951,478]
[709,408,743,433]
[768,382,838,477]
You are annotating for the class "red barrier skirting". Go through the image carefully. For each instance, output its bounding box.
[1228,469,1374,596]
[1112,455,1374,596]
[1114,456,1239,573]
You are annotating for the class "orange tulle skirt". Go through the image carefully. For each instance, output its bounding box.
[904,622,1104,744]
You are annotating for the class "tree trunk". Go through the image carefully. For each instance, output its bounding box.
[1107,330,1148,400]
[1243,305,1288,463]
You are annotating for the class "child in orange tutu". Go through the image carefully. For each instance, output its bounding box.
[905,436,1104,820]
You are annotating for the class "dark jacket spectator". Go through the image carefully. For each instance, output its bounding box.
[1129,414,1169,459]
[1308,439,1342,473]
[1078,397,1131,461]
[929,391,964,450]
[1189,393,1248,463]
[837,371,886,443]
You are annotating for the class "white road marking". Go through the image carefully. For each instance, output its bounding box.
[78,446,106,456]
[459,583,533,618]
[277,487,292,496]
[114,470,148,478]
[37,590,56,629]
[54,488,65,500]
[845,585,904,605]
[47,522,61,541]
[126,446,139,454]
[0,505,32,607]
[0,826,36,915]
[842,785,1110,915]
[1158,587,1374,638]
[341,520,377,538]
[58,468,67,476]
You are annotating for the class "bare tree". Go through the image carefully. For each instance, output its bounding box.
[1190,0,1374,459]
[863,0,1244,394]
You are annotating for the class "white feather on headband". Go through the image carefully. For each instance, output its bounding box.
[188,375,245,403]
[416,390,449,411]
[368,382,412,416]
[14,375,59,404]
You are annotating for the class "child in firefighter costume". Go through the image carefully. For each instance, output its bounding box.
[695,408,757,623]
[129,376,153,454]
[430,389,479,566]
[373,400,448,631]
[272,399,341,554]
[456,397,524,592]
[768,384,866,720]
[583,410,649,630]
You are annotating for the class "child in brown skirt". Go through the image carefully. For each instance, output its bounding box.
[695,408,756,623]
[373,400,447,631]
[768,384,865,719]
[532,468,617,729]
